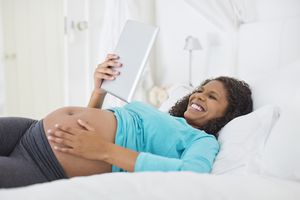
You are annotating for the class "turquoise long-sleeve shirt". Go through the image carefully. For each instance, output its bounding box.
[109,101,219,173]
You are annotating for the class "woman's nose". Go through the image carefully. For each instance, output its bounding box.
[195,93,206,101]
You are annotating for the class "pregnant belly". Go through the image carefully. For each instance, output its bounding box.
[43,106,117,177]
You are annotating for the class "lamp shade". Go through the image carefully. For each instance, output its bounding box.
[184,36,202,50]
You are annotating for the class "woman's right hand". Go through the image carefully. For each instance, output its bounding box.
[93,54,122,94]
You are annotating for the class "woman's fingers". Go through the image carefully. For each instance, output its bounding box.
[96,61,122,72]
[94,68,121,81]
[53,146,75,154]
[54,124,80,135]
[46,128,75,147]
[93,53,121,90]
[96,66,121,76]
[77,119,95,131]
[105,53,119,61]
[48,136,74,147]
[47,129,74,140]
[95,73,115,80]
[94,61,122,81]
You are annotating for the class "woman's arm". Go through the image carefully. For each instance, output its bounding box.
[47,119,138,172]
[103,142,139,172]
[87,89,107,108]
[133,138,219,173]
[87,54,122,108]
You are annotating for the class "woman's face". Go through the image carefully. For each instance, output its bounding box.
[184,80,229,129]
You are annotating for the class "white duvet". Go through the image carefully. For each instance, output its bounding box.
[0,172,299,200]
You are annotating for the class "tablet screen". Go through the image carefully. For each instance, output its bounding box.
[101,20,159,102]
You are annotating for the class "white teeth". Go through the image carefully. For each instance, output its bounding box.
[191,103,203,111]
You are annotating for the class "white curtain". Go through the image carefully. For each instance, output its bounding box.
[97,0,156,108]
[184,0,257,31]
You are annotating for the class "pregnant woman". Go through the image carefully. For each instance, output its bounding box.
[0,54,253,188]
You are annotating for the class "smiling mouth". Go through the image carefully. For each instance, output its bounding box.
[190,103,205,112]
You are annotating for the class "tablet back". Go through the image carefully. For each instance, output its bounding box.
[101,20,159,102]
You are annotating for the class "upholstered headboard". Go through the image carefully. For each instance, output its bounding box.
[237,16,300,85]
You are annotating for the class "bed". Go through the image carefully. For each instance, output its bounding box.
[1,18,300,200]
[0,63,299,200]
[0,172,299,200]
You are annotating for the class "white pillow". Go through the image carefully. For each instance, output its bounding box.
[260,106,300,181]
[159,84,193,112]
[212,105,280,175]
[250,59,300,181]
[253,59,300,181]
[159,84,283,177]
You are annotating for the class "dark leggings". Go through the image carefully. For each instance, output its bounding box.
[0,117,66,188]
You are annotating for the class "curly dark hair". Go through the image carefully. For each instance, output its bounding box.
[168,76,253,138]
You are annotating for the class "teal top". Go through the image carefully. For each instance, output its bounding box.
[109,101,219,173]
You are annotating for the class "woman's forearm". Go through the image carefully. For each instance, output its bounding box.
[87,90,107,108]
[102,142,139,172]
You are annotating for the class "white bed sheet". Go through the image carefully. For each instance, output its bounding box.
[0,172,299,200]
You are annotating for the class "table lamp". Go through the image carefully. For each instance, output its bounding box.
[184,36,202,87]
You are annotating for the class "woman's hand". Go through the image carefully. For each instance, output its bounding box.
[47,119,139,172]
[88,54,122,108]
[47,119,110,161]
[93,54,122,94]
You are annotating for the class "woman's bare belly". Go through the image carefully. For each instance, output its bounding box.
[43,107,117,178]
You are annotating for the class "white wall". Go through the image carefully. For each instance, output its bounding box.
[154,0,237,88]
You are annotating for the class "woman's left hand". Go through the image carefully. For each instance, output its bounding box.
[47,119,110,161]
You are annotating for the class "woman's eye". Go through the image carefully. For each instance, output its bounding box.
[209,95,217,100]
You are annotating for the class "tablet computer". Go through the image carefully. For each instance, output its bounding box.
[101,20,159,102]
